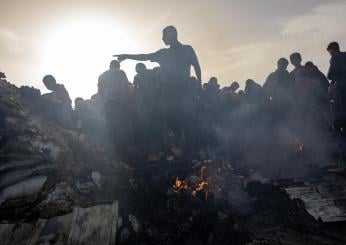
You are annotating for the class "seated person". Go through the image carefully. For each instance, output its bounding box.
[42,75,73,125]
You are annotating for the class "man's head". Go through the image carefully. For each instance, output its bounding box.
[229,81,240,92]
[207,77,220,90]
[43,75,57,91]
[110,60,120,70]
[162,25,178,46]
[327,42,340,56]
[290,53,302,68]
[245,79,256,94]
[135,63,147,74]
[0,71,6,80]
[305,61,317,73]
[74,97,84,107]
[277,58,289,71]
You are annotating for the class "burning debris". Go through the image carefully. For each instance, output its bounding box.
[171,160,233,202]
[1,77,346,244]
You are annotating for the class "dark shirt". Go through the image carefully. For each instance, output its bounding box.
[148,43,198,83]
[98,69,129,104]
[264,69,293,103]
[328,52,346,83]
[264,69,293,91]
[290,66,307,84]
[43,84,72,108]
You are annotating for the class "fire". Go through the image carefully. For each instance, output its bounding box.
[172,159,226,202]
[173,177,188,190]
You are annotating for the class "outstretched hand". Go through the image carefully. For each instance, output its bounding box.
[113,54,127,62]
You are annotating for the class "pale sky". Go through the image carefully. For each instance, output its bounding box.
[1,0,346,100]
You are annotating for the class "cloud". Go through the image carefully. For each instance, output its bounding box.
[0,27,20,41]
[0,27,22,53]
[207,1,346,87]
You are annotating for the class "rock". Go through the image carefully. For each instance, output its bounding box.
[0,154,46,172]
[119,228,130,243]
[171,146,183,157]
[128,214,141,233]
[0,175,47,205]
[91,171,102,189]
[166,156,174,161]
[148,154,160,162]
[0,164,54,190]
[31,141,61,160]
[35,182,74,217]
[0,223,35,245]
[217,211,229,220]
[76,181,96,195]
[117,216,123,228]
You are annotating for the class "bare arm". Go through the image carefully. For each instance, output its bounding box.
[113,54,151,62]
[191,48,201,82]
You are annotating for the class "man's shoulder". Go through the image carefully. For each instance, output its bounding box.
[339,52,346,61]
[181,44,194,52]
[56,84,68,92]
[99,70,110,78]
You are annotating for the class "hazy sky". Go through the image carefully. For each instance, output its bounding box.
[1,0,346,100]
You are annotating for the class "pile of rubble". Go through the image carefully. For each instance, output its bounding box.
[0,79,122,220]
[1,79,346,245]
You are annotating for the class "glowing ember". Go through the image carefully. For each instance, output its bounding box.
[171,159,225,202]
[173,177,188,190]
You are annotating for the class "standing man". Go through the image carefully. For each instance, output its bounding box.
[114,25,201,83]
[98,60,133,156]
[42,75,73,126]
[327,42,346,129]
[114,25,202,145]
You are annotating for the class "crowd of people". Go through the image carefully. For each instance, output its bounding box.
[2,26,346,163]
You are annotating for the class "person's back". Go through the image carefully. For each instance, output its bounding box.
[326,42,346,127]
[289,53,307,85]
[328,52,346,83]
[54,84,72,107]
[98,64,129,104]
[305,62,329,96]
[98,60,132,157]
[264,58,293,99]
[42,75,72,108]
[41,75,73,126]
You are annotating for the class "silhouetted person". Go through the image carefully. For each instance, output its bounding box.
[219,81,240,120]
[133,63,147,89]
[42,75,72,109]
[98,60,133,156]
[115,26,201,145]
[203,77,220,107]
[42,75,73,126]
[304,61,330,126]
[264,58,293,93]
[245,79,263,100]
[229,81,240,92]
[0,71,6,82]
[305,61,329,98]
[290,53,307,84]
[114,25,201,83]
[327,42,346,83]
[327,42,346,127]
[133,63,161,144]
[264,58,293,113]
[289,53,312,117]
